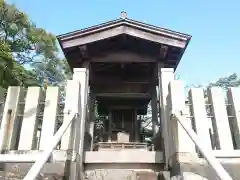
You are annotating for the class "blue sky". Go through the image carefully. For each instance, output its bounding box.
[7,0,240,87]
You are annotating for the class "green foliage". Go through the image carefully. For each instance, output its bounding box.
[0,40,39,88]
[32,57,72,87]
[32,57,72,101]
[0,40,14,87]
[0,0,70,89]
[208,73,240,89]
[0,0,57,64]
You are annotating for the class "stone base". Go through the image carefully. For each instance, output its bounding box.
[0,162,66,179]
[170,152,240,180]
[0,150,81,180]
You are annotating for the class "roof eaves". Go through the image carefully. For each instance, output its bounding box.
[125,18,191,39]
[57,18,123,39]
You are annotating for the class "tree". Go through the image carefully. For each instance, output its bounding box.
[0,0,58,65]
[0,0,64,89]
[31,57,72,101]
[208,73,240,89]
[0,40,38,88]
[32,57,72,87]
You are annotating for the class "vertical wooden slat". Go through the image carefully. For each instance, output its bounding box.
[208,87,233,150]
[189,88,212,150]
[39,87,59,150]
[18,87,42,150]
[108,112,112,142]
[168,80,195,154]
[0,87,23,151]
[61,80,81,150]
[151,87,158,137]
[227,87,240,149]
[89,93,96,150]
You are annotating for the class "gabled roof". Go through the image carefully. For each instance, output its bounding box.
[57,17,191,49]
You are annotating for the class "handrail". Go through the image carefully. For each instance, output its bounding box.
[23,111,77,180]
[171,111,233,180]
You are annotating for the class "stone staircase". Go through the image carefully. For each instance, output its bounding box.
[0,164,170,180]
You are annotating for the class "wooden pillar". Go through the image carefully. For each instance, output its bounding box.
[108,111,112,142]
[89,91,96,150]
[151,86,158,137]
[134,109,140,142]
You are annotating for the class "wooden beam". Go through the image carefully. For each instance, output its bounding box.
[90,76,154,84]
[92,81,151,85]
[79,45,88,59]
[92,85,149,94]
[95,93,151,98]
[61,25,187,49]
[109,105,145,110]
[159,45,168,59]
[91,51,156,63]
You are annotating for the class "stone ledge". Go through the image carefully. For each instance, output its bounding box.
[0,150,80,162]
[168,152,199,165]
[169,152,240,165]
[84,151,164,163]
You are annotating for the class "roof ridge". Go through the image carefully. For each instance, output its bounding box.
[57,18,191,40]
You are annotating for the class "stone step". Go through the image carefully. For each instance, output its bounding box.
[84,170,169,180]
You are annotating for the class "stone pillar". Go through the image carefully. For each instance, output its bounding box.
[168,81,200,180]
[158,66,174,167]
[73,66,89,165]
[151,86,158,137]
